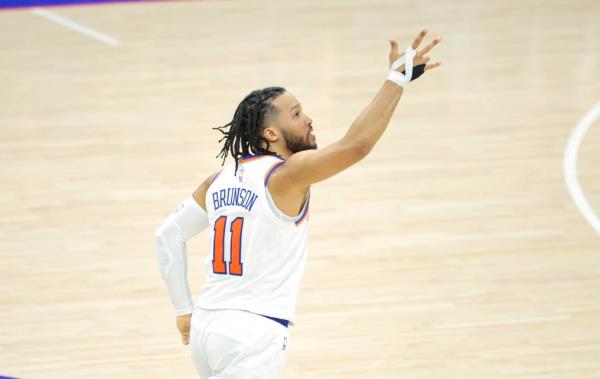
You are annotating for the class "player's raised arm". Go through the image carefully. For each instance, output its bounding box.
[271,30,441,190]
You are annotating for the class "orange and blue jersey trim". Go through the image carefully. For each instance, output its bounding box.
[264,161,286,185]
[263,158,309,226]
[239,154,266,164]
[239,153,285,165]
[295,196,310,226]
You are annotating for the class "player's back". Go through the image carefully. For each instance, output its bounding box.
[196,154,310,322]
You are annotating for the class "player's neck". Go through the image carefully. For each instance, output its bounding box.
[267,144,292,160]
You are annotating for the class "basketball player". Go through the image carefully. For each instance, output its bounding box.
[154,29,441,378]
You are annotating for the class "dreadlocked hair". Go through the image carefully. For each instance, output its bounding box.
[214,87,286,171]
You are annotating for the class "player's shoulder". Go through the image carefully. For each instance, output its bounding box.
[267,151,315,200]
[192,170,223,210]
[269,150,315,185]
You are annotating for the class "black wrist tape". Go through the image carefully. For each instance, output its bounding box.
[402,64,426,81]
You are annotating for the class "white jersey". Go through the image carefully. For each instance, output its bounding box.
[196,154,310,323]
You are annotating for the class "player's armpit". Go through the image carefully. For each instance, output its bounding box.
[269,137,369,191]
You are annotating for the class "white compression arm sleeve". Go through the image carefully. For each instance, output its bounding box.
[154,196,209,315]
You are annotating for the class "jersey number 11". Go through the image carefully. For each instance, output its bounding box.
[212,216,244,276]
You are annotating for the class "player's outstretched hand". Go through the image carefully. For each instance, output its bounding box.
[176,313,192,345]
[389,29,442,75]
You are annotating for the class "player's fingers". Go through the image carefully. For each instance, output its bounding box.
[411,29,428,50]
[388,39,399,66]
[418,36,441,56]
[425,62,442,71]
[181,332,189,345]
[390,39,404,66]
[420,56,431,64]
[389,39,398,55]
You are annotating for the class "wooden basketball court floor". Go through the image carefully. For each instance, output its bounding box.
[1,0,599,377]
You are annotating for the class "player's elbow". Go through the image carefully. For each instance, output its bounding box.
[352,137,373,159]
[154,222,166,239]
[154,228,165,251]
[154,222,171,245]
[154,214,175,240]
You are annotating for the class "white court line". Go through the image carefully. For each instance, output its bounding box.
[433,315,571,329]
[564,100,600,236]
[32,8,120,46]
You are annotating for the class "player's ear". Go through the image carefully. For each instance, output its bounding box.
[262,127,280,143]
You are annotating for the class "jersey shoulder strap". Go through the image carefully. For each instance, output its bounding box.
[237,154,285,186]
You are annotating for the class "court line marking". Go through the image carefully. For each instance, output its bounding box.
[564,100,600,236]
[31,7,120,46]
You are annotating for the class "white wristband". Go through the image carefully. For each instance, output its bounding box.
[387,47,416,87]
[387,70,410,87]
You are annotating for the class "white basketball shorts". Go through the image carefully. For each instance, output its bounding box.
[189,308,290,379]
